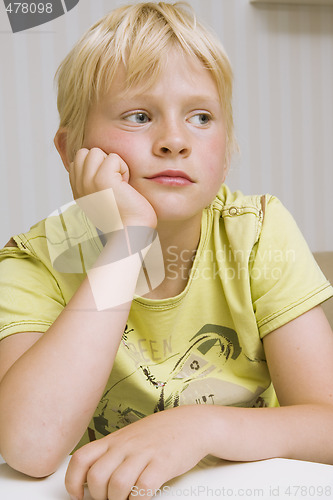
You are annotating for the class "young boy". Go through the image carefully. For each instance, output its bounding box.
[1,2,333,500]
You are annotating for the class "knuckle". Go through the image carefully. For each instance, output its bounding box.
[74,148,88,162]
[86,464,106,486]
[110,470,129,490]
[91,147,107,159]
[136,468,163,495]
[136,478,154,493]
[70,448,88,467]
[107,153,123,165]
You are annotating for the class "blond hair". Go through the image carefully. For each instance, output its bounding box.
[55,1,237,163]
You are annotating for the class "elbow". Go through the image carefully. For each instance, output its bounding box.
[0,434,64,478]
[4,456,58,478]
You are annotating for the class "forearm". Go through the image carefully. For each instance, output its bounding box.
[63,402,333,500]
[0,234,146,476]
[202,404,333,465]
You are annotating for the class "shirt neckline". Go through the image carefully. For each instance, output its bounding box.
[133,207,212,308]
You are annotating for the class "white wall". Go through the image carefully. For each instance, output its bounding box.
[0,0,332,250]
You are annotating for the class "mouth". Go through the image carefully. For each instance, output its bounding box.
[146,170,194,186]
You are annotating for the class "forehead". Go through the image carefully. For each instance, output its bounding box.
[99,49,220,105]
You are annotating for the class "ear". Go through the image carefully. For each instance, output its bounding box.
[54,128,71,171]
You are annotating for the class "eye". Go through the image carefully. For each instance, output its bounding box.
[188,113,211,126]
[124,112,150,124]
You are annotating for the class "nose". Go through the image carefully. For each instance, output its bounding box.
[152,121,192,159]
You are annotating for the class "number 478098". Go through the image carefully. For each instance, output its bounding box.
[5,3,53,14]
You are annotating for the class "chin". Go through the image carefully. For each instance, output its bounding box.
[142,190,206,224]
[154,206,203,226]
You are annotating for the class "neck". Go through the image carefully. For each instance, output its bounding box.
[143,213,202,299]
[157,215,201,270]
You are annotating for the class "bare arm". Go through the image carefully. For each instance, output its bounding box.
[0,149,157,477]
[0,239,144,476]
[207,304,333,463]
[64,305,333,500]
[0,332,41,384]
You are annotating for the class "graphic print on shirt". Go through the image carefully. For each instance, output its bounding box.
[92,323,267,437]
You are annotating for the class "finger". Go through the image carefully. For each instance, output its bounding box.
[107,455,150,500]
[65,440,109,500]
[81,148,107,196]
[85,448,129,500]
[110,153,130,183]
[93,153,129,190]
[68,161,75,196]
[129,462,166,500]
[105,153,129,179]
[69,148,89,199]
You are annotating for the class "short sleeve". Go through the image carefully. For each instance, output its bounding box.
[0,247,65,340]
[250,196,333,338]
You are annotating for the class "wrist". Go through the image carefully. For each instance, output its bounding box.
[103,225,157,254]
[167,405,218,458]
[121,215,158,231]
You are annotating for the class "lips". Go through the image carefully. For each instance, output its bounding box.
[146,170,194,183]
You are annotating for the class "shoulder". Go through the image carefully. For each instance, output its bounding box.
[211,184,280,231]
[212,184,262,210]
[211,185,296,240]
[210,185,279,251]
[1,203,100,273]
[212,184,287,218]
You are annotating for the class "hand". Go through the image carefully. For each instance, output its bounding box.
[69,148,157,229]
[65,406,209,500]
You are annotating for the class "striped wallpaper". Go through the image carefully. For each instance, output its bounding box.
[0,0,332,251]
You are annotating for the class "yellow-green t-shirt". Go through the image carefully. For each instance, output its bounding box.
[0,185,332,450]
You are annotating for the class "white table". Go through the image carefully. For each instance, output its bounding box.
[1,454,333,499]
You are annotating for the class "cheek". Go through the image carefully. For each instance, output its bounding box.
[203,135,227,183]
[210,131,226,159]
[84,128,144,170]
[83,127,125,153]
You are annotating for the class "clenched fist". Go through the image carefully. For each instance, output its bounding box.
[69,148,157,230]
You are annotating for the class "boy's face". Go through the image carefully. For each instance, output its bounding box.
[82,48,227,225]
